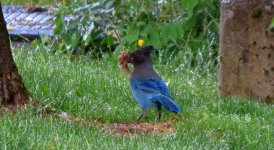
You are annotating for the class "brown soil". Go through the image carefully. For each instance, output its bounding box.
[101,121,175,136]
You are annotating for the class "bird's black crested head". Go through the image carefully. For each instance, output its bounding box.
[128,45,155,64]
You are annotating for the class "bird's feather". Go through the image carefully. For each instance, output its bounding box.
[130,79,181,112]
[132,79,171,98]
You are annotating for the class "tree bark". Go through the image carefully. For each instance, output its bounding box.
[0,3,29,106]
[218,0,274,103]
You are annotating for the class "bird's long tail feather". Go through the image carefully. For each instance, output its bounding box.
[152,94,181,113]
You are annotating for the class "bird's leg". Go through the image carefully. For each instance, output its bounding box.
[157,106,162,121]
[136,107,146,123]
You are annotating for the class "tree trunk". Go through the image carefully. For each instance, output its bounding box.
[0,3,29,106]
[218,0,274,103]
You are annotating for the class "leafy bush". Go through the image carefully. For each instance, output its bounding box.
[40,0,219,69]
[52,1,117,57]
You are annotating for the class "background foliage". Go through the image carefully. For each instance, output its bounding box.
[33,0,220,71]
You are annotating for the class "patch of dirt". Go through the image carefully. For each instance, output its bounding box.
[0,102,28,116]
[101,122,175,136]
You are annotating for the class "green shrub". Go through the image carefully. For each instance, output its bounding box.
[39,0,219,70]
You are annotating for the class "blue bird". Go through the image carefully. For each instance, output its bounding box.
[119,45,181,122]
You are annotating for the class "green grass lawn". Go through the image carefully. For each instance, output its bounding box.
[0,45,273,149]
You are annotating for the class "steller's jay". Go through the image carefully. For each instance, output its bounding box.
[119,45,181,122]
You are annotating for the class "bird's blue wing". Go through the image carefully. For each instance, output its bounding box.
[131,79,181,112]
[155,79,172,98]
[133,79,172,98]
